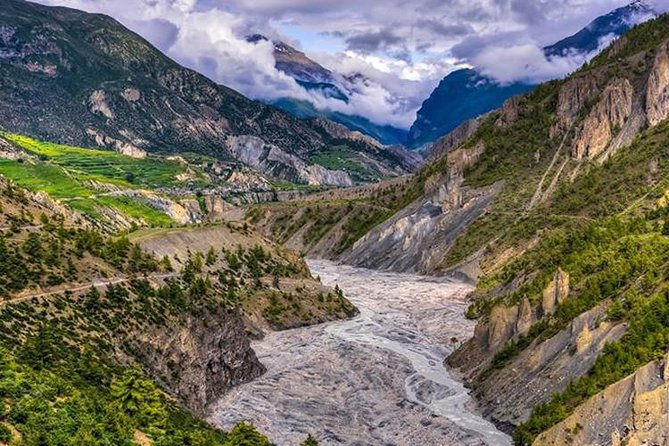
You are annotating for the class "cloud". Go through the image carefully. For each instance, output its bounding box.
[32,0,660,130]
[345,30,403,54]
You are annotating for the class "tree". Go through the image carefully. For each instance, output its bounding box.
[223,422,270,446]
[300,434,319,446]
[111,368,167,431]
[206,246,218,266]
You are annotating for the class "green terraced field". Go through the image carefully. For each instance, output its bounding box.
[0,134,205,227]
[3,133,207,189]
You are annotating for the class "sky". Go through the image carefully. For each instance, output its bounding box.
[34,0,668,129]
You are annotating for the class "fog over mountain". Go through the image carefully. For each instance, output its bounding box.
[34,0,668,130]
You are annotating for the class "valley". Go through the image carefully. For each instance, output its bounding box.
[0,0,668,445]
[209,260,510,446]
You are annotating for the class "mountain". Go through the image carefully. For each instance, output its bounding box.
[246,12,669,445]
[544,0,656,57]
[0,0,412,187]
[247,34,409,146]
[272,98,410,146]
[407,0,658,149]
[407,69,534,149]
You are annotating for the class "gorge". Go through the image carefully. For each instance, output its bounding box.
[209,260,511,446]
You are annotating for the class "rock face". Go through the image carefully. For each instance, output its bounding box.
[426,114,488,161]
[340,141,498,276]
[535,353,669,446]
[541,268,570,316]
[132,306,265,415]
[552,76,602,137]
[86,128,148,159]
[226,135,353,187]
[646,43,669,127]
[450,269,572,377]
[572,78,634,159]
[474,305,627,428]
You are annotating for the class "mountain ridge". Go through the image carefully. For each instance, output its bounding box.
[246,34,410,146]
[0,0,413,187]
[407,0,659,149]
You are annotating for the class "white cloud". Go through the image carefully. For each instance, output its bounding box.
[33,0,662,130]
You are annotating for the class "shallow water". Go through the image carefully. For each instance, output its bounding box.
[208,260,511,446]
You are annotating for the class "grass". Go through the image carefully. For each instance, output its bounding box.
[3,133,206,189]
[0,133,206,227]
[310,146,366,173]
[0,159,94,199]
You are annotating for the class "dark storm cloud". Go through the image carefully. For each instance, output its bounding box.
[345,29,403,53]
[414,19,474,38]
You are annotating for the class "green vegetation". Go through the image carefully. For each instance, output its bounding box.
[3,133,204,189]
[309,145,394,183]
[0,133,210,226]
[0,181,328,445]
[456,88,669,446]
[587,13,669,70]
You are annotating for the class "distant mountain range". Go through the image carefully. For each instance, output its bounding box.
[247,34,409,146]
[407,0,657,149]
[0,0,416,188]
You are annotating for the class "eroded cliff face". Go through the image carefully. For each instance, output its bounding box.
[572,78,634,159]
[340,141,498,276]
[475,305,626,429]
[646,42,669,127]
[131,306,265,415]
[450,269,572,375]
[449,271,628,430]
[535,354,669,446]
[227,135,353,187]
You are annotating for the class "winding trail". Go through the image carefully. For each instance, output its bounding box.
[3,273,178,307]
[209,260,511,446]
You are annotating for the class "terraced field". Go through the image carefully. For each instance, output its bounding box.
[0,133,206,226]
[3,133,206,189]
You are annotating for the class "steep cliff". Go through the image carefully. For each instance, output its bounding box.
[132,306,266,414]
[534,353,669,446]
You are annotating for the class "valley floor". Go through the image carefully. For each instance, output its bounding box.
[208,260,510,446]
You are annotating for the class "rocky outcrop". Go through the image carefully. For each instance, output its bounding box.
[450,269,571,376]
[88,90,114,120]
[553,76,601,136]
[227,135,353,187]
[535,353,669,446]
[121,88,141,102]
[341,140,498,276]
[495,96,522,129]
[572,78,634,159]
[542,268,570,316]
[475,305,628,428]
[426,114,488,162]
[86,128,148,159]
[646,43,669,127]
[131,306,265,415]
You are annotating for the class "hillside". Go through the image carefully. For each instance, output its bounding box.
[0,170,355,444]
[406,0,658,149]
[245,13,669,445]
[0,0,411,187]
